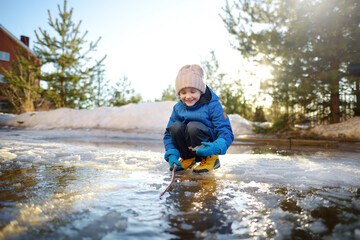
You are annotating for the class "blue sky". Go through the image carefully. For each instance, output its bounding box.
[0,0,271,102]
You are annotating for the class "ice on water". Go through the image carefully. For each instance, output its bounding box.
[1,130,359,188]
[1,103,360,239]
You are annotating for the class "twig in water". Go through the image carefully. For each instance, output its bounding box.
[160,163,177,198]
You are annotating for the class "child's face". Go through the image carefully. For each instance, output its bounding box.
[179,87,201,107]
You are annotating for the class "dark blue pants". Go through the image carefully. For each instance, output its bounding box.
[167,121,213,160]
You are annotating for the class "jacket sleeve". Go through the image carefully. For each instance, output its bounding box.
[163,106,179,151]
[209,101,234,149]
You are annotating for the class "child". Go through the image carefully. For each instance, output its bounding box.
[163,64,234,173]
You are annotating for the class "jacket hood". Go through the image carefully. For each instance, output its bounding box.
[198,86,218,104]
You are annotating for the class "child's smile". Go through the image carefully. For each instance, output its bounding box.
[179,87,201,107]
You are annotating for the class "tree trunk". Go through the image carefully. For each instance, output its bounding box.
[355,79,360,116]
[60,68,65,108]
[60,80,64,108]
[330,90,340,124]
[20,99,35,113]
[329,60,341,124]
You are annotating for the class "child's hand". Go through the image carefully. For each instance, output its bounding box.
[164,149,181,170]
[196,138,227,156]
[168,155,181,170]
[196,142,215,156]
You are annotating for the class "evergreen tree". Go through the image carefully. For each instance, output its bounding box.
[109,76,142,106]
[92,61,110,108]
[201,51,227,95]
[253,106,266,122]
[201,51,252,118]
[158,84,177,101]
[34,0,106,109]
[0,48,41,113]
[222,0,360,123]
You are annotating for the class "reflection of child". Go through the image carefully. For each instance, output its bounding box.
[163,64,234,173]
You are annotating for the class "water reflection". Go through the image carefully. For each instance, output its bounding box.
[270,186,360,239]
[228,140,360,155]
[162,173,360,239]
[163,173,279,239]
[0,167,37,208]
[0,164,100,239]
[1,163,360,239]
[164,173,235,239]
[1,134,360,239]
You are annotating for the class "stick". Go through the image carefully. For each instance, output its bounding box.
[160,163,177,198]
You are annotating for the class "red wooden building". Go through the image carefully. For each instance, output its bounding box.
[0,24,38,113]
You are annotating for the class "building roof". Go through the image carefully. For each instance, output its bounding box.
[0,24,36,56]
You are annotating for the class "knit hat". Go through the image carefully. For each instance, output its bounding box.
[175,64,206,96]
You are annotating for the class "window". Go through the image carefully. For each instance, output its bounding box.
[0,51,10,61]
[0,74,4,83]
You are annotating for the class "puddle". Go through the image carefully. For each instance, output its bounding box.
[1,129,360,239]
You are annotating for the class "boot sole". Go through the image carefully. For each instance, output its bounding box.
[193,159,220,173]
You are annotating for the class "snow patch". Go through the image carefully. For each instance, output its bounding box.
[311,116,360,140]
[1,102,360,139]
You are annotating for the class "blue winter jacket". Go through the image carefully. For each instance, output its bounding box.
[163,86,234,152]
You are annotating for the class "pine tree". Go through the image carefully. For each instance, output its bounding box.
[158,84,177,101]
[89,60,110,108]
[108,76,142,107]
[253,106,266,122]
[34,0,106,109]
[201,51,252,118]
[222,0,360,123]
[0,48,41,113]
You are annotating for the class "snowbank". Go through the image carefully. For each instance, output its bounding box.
[311,116,360,140]
[1,102,360,140]
[0,102,254,135]
[1,102,174,134]
[0,113,15,123]
[228,114,253,135]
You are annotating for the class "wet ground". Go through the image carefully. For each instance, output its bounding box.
[1,129,360,239]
